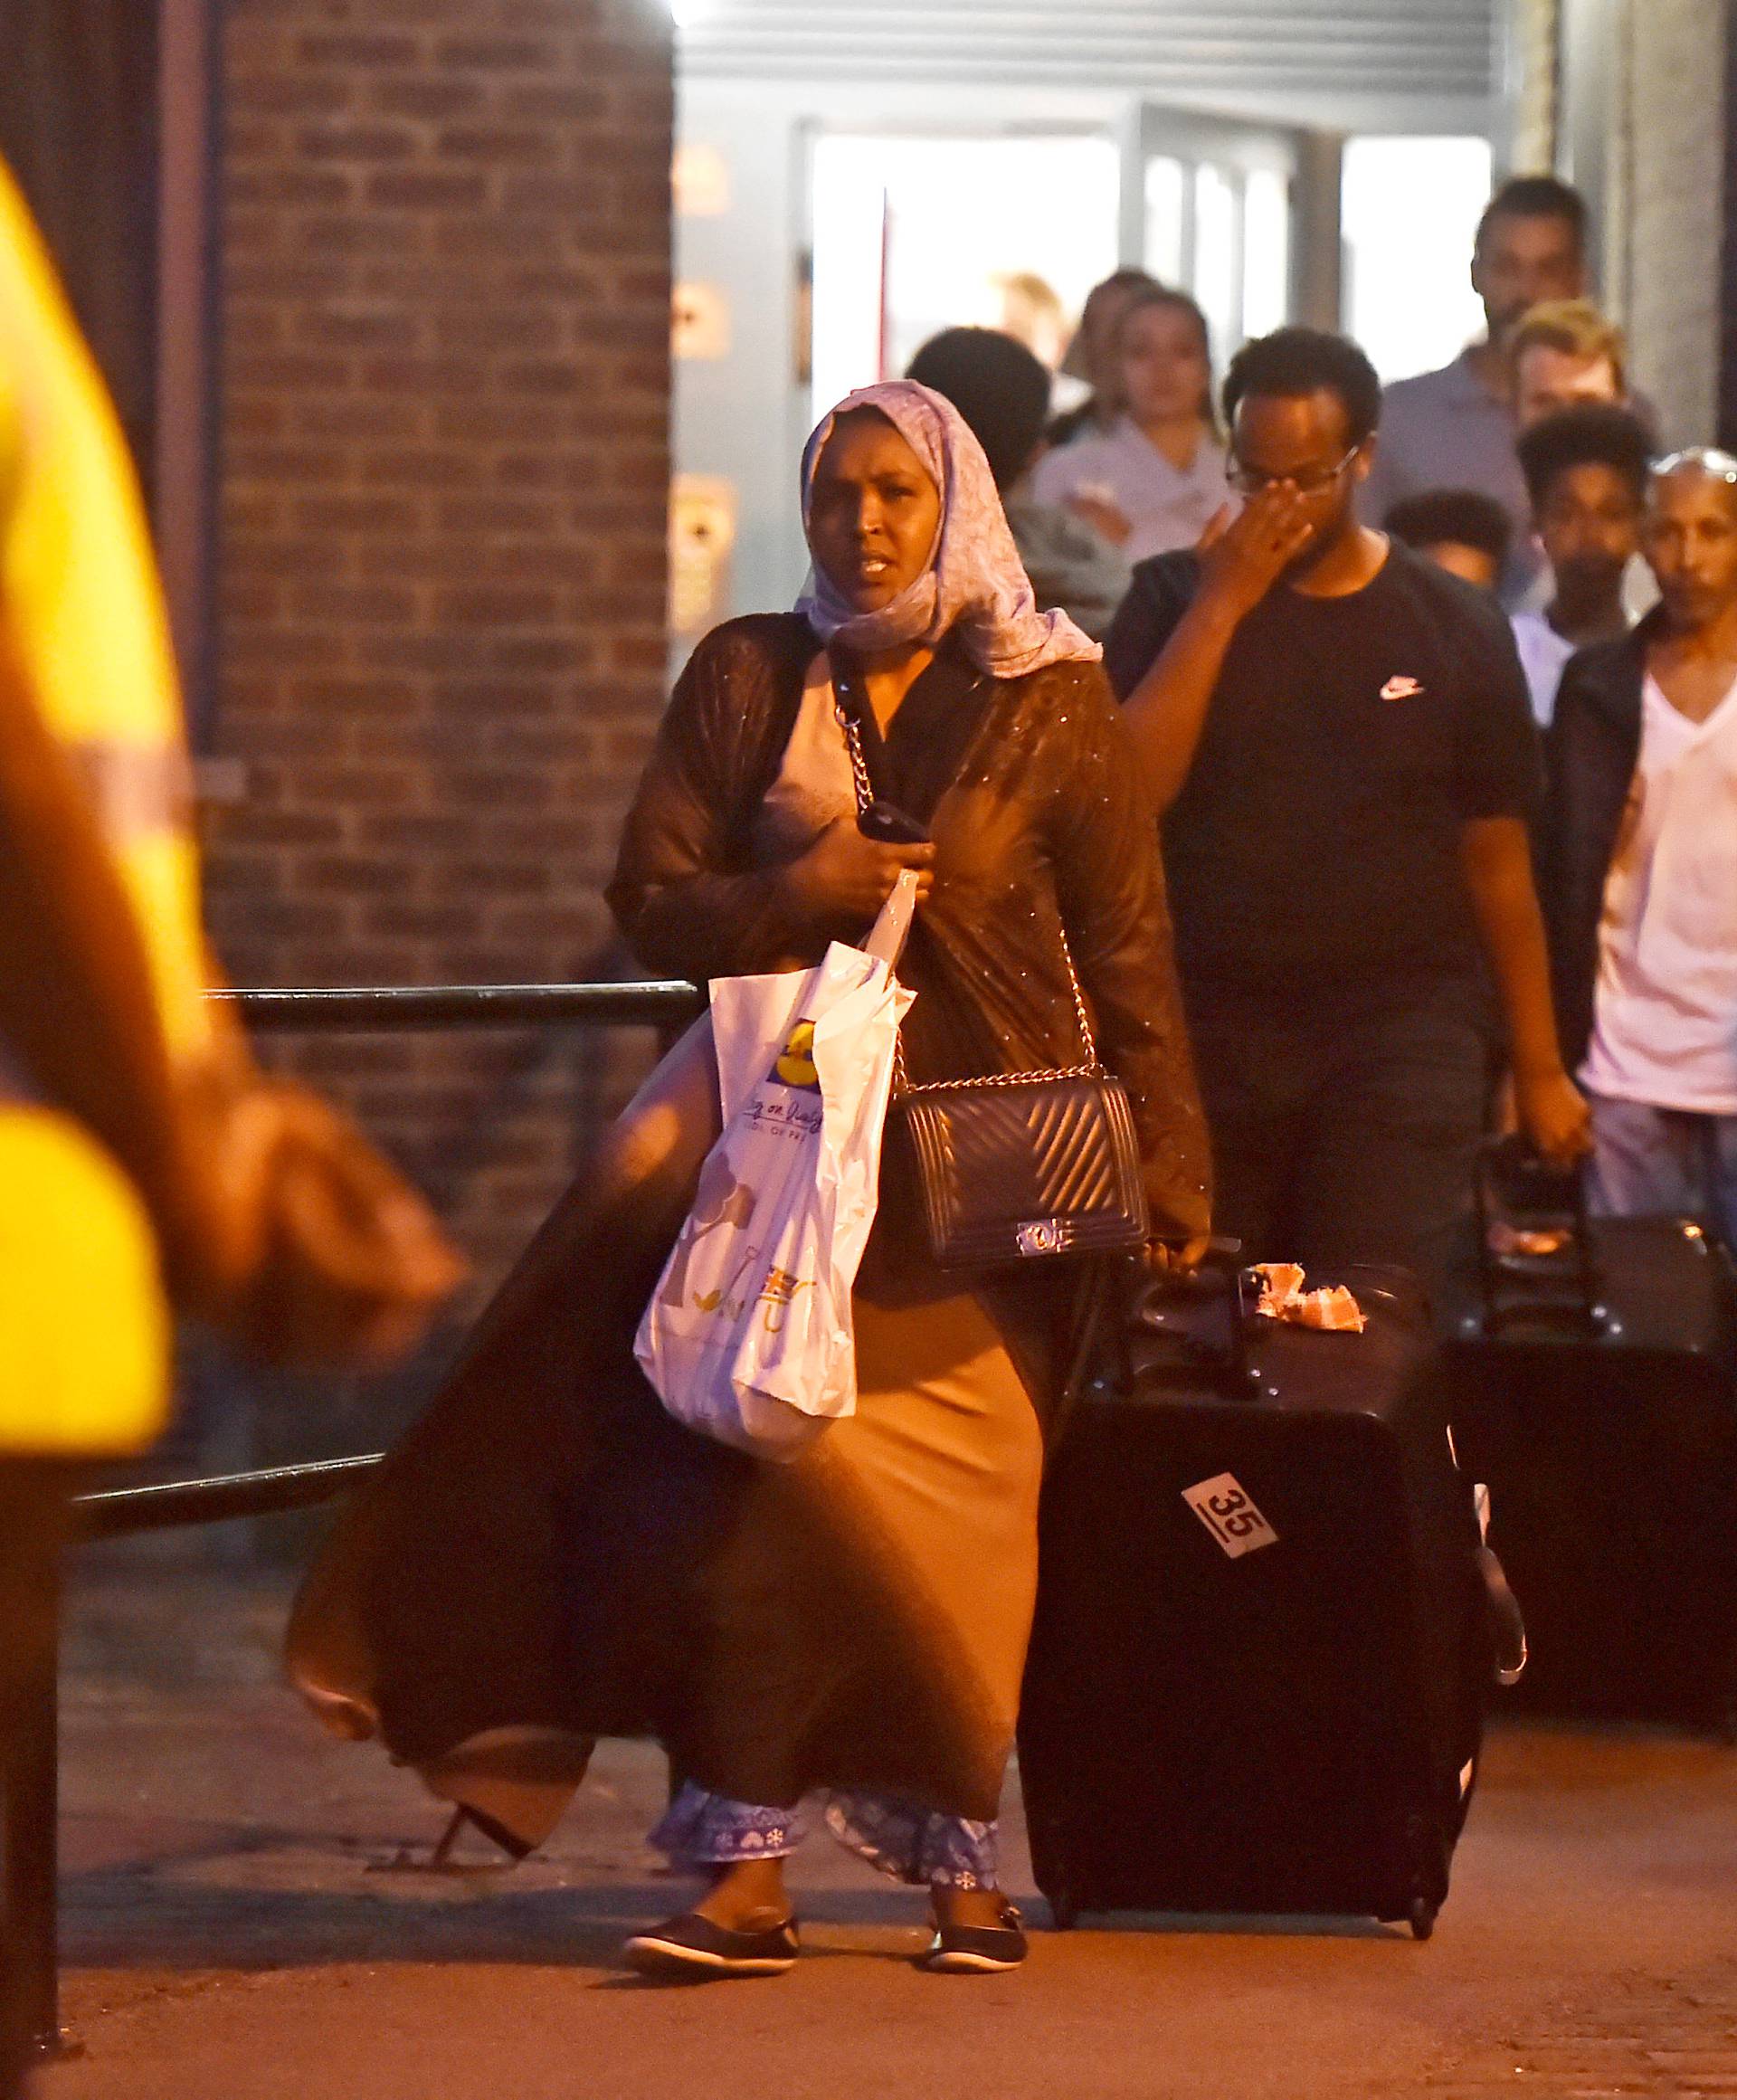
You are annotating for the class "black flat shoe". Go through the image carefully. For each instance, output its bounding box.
[918,1899,1027,1974]
[623,1911,799,1979]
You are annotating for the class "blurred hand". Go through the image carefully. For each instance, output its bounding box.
[1145,1234,1212,1277]
[1067,493,1134,547]
[161,1058,466,1369]
[780,817,935,926]
[1514,1067,1592,1169]
[1195,488,1315,621]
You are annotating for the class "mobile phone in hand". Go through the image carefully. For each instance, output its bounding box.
[858,801,930,846]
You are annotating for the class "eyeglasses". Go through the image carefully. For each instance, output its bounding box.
[1655,448,1737,487]
[1227,443,1361,498]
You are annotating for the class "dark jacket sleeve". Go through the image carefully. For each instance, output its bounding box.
[1101,551,1199,701]
[606,624,810,982]
[1450,592,1544,822]
[1045,666,1212,1239]
[1541,640,1643,1072]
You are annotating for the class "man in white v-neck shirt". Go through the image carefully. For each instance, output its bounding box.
[1545,451,1737,1242]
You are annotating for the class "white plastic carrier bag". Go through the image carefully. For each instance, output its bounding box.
[634,872,920,1459]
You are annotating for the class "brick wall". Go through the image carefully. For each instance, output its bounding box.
[204,0,674,1326]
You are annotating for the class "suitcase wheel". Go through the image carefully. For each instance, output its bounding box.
[1045,1886,1079,1932]
[1408,1896,1438,1942]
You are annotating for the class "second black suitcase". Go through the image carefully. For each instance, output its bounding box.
[1439,1145,1737,1731]
[1019,1266,1490,1939]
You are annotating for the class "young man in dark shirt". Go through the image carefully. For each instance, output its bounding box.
[1511,403,1651,727]
[1105,326,1589,1287]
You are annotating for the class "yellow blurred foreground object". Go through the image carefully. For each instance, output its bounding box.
[0,1107,169,1454]
[0,155,461,1418]
[0,157,212,1067]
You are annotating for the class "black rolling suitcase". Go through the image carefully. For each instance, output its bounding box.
[1439,1142,1737,1732]
[1020,1264,1490,1940]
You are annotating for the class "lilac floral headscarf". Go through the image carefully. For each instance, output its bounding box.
[794,379,1100,679]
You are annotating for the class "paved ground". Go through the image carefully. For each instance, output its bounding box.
[31,1550,1737,2099]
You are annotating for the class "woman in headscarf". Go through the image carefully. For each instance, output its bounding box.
[288,381,1209,1981]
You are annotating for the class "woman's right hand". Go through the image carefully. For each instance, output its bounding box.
[779,817,935,927]
[1067,492,1134,547]
[1195,487,1315,622]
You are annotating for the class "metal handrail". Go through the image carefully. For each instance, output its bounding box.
[214,981,700,1031]
[10,1452,390,2068]
[71,1456,388,1540]
[8,978,693,2064]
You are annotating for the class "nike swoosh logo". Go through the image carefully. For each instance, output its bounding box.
[1381,675,1424,700]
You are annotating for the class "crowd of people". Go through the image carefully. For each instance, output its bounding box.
[290,169,1737,1984]
[903,171,1737,1258]
[6,146,1737,2034]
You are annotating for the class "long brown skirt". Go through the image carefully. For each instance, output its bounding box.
[288,1015,1053,1849]
[674,1274,1042,1820]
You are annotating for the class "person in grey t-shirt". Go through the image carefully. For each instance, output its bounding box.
[1361,176,1590,604]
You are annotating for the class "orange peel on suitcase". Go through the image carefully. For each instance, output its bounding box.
[1251,1263,1367,1334]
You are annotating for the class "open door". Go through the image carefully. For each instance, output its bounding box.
[1133,107,1313,362]
[805,126,1123,428]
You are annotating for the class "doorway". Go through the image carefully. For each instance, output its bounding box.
[806,128,1123,423]
[1134,109,1304,378]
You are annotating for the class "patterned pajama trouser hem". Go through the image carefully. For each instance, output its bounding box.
[650,1780,999,1890]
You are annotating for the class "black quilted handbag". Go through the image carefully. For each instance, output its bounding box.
[833,668,1150,1270]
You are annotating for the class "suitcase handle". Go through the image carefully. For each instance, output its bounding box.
[1130,1247,1263,1401]
[1473,1136,1608,1338]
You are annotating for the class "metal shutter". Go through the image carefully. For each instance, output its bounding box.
[677,1,1497,103]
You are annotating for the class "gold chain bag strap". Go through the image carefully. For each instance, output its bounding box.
[833,667,1149,1269]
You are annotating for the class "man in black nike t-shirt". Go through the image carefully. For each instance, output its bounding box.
[1106,326,1589,1287]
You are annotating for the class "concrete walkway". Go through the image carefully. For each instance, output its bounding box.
[35,1555,1737,2100]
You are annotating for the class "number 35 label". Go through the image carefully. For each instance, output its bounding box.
[1183,1472,1278,1559]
